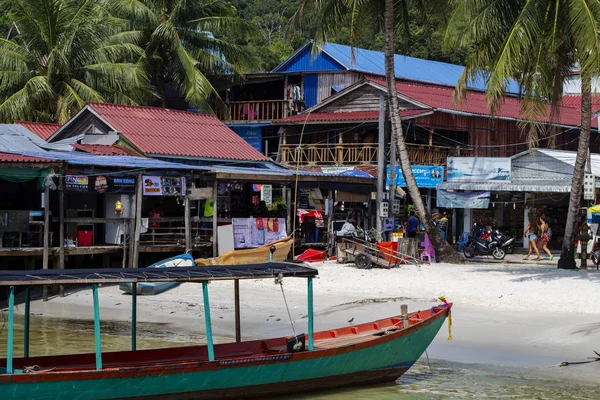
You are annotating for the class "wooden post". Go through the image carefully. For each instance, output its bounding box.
[58,176,65,297]
[212,180,218,257]
[286,186,292,236]
[376,95,385,234]
[202,281,215,361]
[184,195,191,254]
[128,195,136,267]
[92,284,103,370]
[132,174,143,269]
[401,304,409,328]
[234,280,241,342]
[283,75,289,118]
[42,182,50,302]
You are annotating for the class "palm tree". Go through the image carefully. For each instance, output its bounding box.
[104,0,257,111]
[445,1,600,269]
[291,0,463,263]
[0,0,149,123]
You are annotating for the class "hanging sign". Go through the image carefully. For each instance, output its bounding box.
[584,174,595,200]
[447,157,511,182]
[143,176,186,196]
[437,190,491,209]
[231,218,287,248]
[65,175,136,193]
[386,165,443,188]
[261,184,273,206]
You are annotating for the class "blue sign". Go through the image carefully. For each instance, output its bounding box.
[232,127,263,153]
[386,165,443,188]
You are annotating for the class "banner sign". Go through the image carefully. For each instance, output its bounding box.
[447,157,511,182]
[386,165,444,188]
[143,176,186,196]
[65,175,136,194]
[231,127,263,152]
[437,190,491,209]
[232,218,287,248]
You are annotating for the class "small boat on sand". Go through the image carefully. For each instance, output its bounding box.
[195,236,293,266]
[0,264,451,399]
[119,254,195,295]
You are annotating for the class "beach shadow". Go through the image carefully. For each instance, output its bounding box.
[462,264,600,284]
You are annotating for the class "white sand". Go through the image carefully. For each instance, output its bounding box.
[18,261,600,382]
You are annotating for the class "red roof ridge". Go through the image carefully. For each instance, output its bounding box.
[14,120,61,126]
[87,102,216,118]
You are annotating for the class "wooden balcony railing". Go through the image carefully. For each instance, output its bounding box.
[216,100,288,122]
[280,143,471,166]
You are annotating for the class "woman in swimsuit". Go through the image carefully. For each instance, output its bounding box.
[524,215,541,261]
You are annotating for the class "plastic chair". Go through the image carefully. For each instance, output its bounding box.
[455,232,470,252]
[420,234,435,263]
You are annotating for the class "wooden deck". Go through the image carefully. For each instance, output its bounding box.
[0,244,212,257]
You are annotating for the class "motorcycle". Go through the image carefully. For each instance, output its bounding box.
[464,228,515,260]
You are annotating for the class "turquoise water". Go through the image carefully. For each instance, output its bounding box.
[1,316,598,399]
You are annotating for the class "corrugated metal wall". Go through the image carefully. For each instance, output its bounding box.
[303,74,319,108]
[279,46,345,73]
[512,151,574,183]
[317,72,362,103]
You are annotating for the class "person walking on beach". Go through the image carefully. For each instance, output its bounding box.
[524,215,541,261]
[406,211,419,258]
[539,214,553,260]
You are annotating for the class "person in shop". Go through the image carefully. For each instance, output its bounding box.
[149,203,163,229]
[539,214,553,260]
[523,214,541,261]
[254,200,269,217]
[437,212,449,240]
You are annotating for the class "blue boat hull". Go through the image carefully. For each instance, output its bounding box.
[119,254,195,295]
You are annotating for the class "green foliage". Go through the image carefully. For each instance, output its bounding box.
[0,0,149,123]
[104,0,259,111]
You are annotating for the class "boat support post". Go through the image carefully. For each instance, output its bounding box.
[307,277,314,351]
[24,287,30,358]
[92,284,103,370]
[202,281,215,361]
[234,279,241,342]
[131,283,137,351]
[7,286,14,374]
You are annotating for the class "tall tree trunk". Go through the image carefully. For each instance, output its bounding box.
[383,0,461,263]
[558,75,592,269]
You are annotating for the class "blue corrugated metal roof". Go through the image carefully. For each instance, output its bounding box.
[273,43,345,73]
[272,41,521,94]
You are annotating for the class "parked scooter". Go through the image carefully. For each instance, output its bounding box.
[463,228,515,260]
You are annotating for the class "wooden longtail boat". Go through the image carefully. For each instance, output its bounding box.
[195,236,293,266]
[0,263,450,400]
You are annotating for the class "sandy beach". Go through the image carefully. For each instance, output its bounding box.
[16,260,600,384]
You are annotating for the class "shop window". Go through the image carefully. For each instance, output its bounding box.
[434,129,470,147]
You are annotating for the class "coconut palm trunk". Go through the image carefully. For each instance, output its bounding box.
[558,75,592,269]
[383,0,461,263]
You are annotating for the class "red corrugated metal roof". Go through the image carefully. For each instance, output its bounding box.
[0,152,54,163]
[72,143,135,156]
[15,121,61,140]
[367,78,598,128]
[559,95,600,111]
[87,103,267,161]
[273,109,431,124]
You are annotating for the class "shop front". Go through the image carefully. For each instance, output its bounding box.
[437,150,598,249]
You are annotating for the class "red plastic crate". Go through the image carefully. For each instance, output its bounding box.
[78,230,93,246]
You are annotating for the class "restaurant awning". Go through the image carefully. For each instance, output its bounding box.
[437,181,572,193]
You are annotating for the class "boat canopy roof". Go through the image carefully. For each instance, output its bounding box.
[0,263,318,286]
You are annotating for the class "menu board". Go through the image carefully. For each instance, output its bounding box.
[142,176,186,196]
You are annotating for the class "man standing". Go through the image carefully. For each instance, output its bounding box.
[406,211,419,258]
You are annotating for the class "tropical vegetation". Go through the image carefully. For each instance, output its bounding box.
[291,0,463,263]
[445,0,600,269]
[0,0,149,123]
